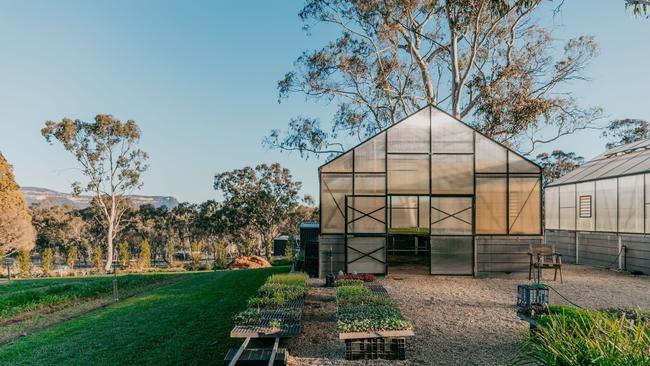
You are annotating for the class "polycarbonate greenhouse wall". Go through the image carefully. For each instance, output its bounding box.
[318,105,543,276]
[545,138,650,234]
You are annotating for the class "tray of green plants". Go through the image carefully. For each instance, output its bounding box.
[336,283,413,338]
[0,274,174,320]
[231,272,309,338]
[513,305,650,365]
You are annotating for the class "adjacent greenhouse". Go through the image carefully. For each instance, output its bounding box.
[318,105,543,277]
[545,139,650,274]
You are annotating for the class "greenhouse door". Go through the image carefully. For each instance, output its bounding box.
[429,196,474,275]
[344,195,387,274]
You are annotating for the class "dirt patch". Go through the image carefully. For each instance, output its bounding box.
[228,256,272,270]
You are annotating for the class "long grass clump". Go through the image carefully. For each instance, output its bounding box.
[513,306,650,366]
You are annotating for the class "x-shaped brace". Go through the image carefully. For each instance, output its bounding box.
[348,245,385,264]
[431,206,472,227]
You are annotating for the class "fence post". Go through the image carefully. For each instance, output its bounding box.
[617,235,623,271]
[575,231,579,264]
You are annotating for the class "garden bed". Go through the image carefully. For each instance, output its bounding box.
[230,273,309,339]
[334,277,413,360]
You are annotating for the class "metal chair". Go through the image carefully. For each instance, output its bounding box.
[528,244,563,283]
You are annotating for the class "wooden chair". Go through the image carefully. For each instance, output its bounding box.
[528,244,563,283]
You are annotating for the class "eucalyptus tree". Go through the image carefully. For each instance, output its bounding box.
[268,0,603,157]
[535,150,584,186]
[42,115,148,271]
[602,119,650,149]
[31,204,87,254]
[214,163,302,258]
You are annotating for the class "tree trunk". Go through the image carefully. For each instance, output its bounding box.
[104,225,114,271]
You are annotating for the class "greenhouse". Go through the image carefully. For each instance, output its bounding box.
[545,138,650,274]
[318,105,543,277]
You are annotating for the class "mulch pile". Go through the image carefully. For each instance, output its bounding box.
[227,256,272,270]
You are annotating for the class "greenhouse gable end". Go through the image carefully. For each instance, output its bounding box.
[317,105,543,277]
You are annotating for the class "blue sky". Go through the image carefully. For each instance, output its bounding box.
[0,1,648,203]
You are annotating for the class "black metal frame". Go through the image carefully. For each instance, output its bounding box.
[344,194,387,274]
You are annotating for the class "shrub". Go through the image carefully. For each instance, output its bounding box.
[117,242,129,269]
[190,241,202,265]
[41,248,54,276]
[214,240,228,269]
[138,239,151,269]
[66,246,78,270]
[166,241,176,267]
[271,258,292,267]
[184,262,210,271]
[514,307,650,366]
[335,279,364,287]
[17,250,30,278]
[284,240,294,258]
[92,247,103,271]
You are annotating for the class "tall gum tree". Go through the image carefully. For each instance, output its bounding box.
[214,163,302,258]
[42,115,148,271]
[0,152,36,255]
[267,0,604,158]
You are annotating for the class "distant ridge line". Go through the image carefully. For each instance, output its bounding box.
[20,186,179,209]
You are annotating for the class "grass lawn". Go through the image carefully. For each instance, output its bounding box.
[0,266,288,365]
[0,273,179,320]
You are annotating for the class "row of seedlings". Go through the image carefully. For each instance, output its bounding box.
[335,276,413,360]
[231,273,310,338]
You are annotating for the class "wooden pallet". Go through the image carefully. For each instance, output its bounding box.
[225,338,286,366]
[231,323,302,339]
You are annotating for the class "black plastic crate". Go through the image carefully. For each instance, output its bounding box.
[344,337,406,360]
[517,284,549,310]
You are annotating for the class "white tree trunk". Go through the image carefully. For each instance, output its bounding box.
[104,223,114,271]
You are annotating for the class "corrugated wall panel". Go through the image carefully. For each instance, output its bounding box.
[544,231,650,274]
[545,230,576,263]
[476,236,543,275]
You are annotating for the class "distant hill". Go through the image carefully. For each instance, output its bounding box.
[21,187,179,210]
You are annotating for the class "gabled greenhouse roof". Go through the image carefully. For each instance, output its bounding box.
[548,138,650,187]
[318,104,541,172]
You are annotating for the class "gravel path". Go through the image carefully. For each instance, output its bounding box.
[289,265,649,366]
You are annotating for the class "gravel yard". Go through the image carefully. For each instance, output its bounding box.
[288,265,649,366]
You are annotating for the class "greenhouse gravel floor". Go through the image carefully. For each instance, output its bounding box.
[288,265,649,366]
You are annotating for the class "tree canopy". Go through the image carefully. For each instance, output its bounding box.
[536,150,584,186]
[0,152,36,255]
[602,118,650,149]
[268,0,602,159]
[214,163,303,257]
